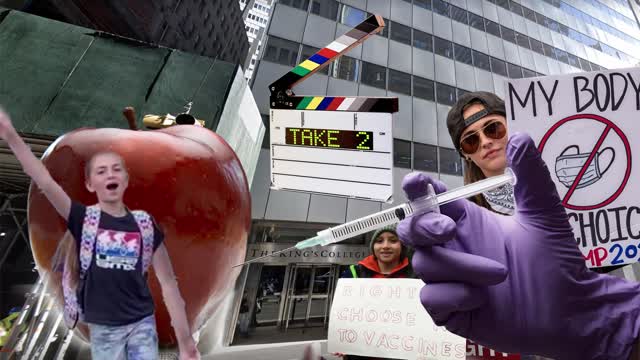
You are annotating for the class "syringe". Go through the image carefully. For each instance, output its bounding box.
[233,169,516,268]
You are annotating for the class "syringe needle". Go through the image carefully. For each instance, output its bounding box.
[232,245,298,268]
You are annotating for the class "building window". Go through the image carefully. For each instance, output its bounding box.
[468,13,485,31]
[579,58,592,72]
[472,50,491,72]
[457,88,469,98]
[495,0,509,9]
[507,63,523,79]
[413,76,435,101]
[509,1,523,16]
[378,17,389,37]
[453,44,472,66]
[388,69,412,96]
[500,26,516,44]
[554,48,569,65]
[414,143,438,172]
[338,4,367,27]
[413,29,433,52]
[280,0,310,11]
[451,6,468,25]
[390,21,412,46]
[439,147,463,176]
[490,57,508,77]
[522,6,536,21]
[485,19,501,37]
[310,0,339,20]
[432,0,450,16]
[394,139,412,169]
[436,82,456,106]
[529,38,544,55]
[567,53,580,68]
[330,56,359,82]
[543,44,556,59]
[361,61,386,89]
[413,0,432,10]
[434,37,453,59]
[301,45,329,74]
[522,68,537,78]
[515,33,530,49]
[264,36,299,67]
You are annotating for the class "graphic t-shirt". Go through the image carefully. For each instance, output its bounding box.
[67,202,164,326]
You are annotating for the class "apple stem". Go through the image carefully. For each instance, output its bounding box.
[123,107,138,130]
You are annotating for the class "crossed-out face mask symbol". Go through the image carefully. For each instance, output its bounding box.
[555,145,615,189]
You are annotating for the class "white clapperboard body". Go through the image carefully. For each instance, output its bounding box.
[505,68,639,268]
[268,15,398,202]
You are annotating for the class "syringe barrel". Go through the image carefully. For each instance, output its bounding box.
[318,203,411,246]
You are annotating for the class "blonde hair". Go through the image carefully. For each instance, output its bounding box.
[84,151,127,180]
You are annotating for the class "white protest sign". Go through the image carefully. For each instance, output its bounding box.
[505,67,640,268]
[270,109,393,202]
[328,278,465,360]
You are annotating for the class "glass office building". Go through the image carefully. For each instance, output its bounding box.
[229,0,640,345]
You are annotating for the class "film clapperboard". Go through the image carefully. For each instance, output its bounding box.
[268,15,399,202]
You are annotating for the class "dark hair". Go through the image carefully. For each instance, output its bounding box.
[370,229,408,261]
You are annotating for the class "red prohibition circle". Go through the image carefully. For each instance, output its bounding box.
[538,113,632,211]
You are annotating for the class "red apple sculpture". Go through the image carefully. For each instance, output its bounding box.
[27,109,251,345]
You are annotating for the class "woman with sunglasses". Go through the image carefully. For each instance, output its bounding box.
[447,92,551,360]
[447,91,513,215]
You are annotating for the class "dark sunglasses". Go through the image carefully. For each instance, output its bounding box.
[459,121,507,155]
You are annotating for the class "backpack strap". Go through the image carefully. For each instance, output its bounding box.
[349,264,358,278]
[62,204,100,329]
[131,210,154,274]
[79,205,101,279]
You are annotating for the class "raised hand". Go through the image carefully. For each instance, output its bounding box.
[0,107,18,141]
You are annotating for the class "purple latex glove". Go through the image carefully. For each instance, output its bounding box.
[397,133,640,360]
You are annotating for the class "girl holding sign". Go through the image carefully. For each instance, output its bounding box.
[335,226,413,360]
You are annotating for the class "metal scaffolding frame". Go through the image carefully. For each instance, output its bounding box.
[0,192,75,359]
[0,192,29,272]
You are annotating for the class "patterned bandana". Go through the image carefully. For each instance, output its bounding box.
[482,182,515,215]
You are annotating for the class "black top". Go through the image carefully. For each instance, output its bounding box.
[67,202,164,326]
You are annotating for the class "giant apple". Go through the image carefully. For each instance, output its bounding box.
[27,117,251,345]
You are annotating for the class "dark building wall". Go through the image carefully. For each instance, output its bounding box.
[21,0,250,65]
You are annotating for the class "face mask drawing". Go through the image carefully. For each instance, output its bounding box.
[555,145,615,189]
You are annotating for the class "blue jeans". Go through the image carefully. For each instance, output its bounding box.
[88,314,158,360]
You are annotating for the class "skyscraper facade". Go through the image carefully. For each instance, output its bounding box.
[241,0,274,80]
[250,0,640,227]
